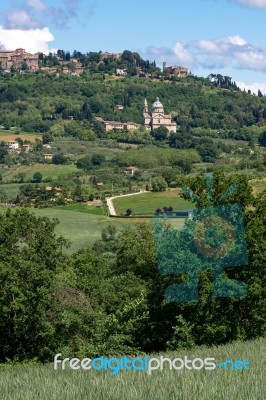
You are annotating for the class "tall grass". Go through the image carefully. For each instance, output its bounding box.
[1,338,265,400]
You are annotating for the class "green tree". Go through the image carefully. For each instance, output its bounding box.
[151,126,168,141]
[151,177,168,192]
[0,142,8,163]
[258,130,266,147]
[14,172,26,183]
[32,171,43,183]
[0,209,68,362]
[21,61,29,71]
[101,224,117,241]
[91,154,105,166]
[42,133,53,144]
[52,153,68,165]
[76,155,92,171]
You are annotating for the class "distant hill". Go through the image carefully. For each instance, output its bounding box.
[0,70,265,141]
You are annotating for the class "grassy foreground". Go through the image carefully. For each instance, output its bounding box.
[1,338,265,400]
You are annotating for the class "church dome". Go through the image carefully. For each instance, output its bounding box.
[152,97,163,109]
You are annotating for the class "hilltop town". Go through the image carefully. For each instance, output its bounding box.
[0,48,190,78]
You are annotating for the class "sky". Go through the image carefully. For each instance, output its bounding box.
[0,0,266,94]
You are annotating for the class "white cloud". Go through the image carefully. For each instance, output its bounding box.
[234,0,266,8]
[192,39,220,54]
[5,9,42,29]
[172,42,197,66]
[190,35,266,72]
[27,0,47,11]
[143,43,197,68]
[227,35,247,46]
[0,26,56,54]
[236,81,266,95]
[1,0,88,31]
[143,35,266,74]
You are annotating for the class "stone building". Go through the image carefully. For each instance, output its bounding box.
[143,97,176,133]
[163,62,189,78]
[0,48,39,71]
[103,121,140,132]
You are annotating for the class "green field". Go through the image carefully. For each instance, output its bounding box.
[3,163,79,182]
[26,209,134,253]
[0,207,137,253]
[58,203,106,216]
[0,183,27,200]
[113,189,194,216]
[1,338,265,400]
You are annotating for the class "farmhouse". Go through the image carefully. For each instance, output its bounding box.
[116,69,127,76]
[4,141,19,150]
[114,104,124,111]
[103,121,140,132]
[124,166,139,176]
[22,144,32,152]
[100,52,122,60]
[43,153,53,160]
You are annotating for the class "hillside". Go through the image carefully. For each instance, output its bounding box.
[0,72,266,138]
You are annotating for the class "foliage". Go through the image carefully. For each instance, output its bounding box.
[0,209,68,362]
[258,130,266,147]
[0,73,266,140]
[151,177,168,192]
[52,154,68,165]
[32,171,42,183]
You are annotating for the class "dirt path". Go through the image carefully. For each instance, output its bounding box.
[106,191,147,216]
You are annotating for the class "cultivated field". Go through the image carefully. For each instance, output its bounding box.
[0,132,41,142]
[1,338,265,400]
[3,163,78,182]
[112,189,194,216]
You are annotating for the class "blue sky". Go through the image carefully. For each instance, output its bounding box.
[1,0,266,93]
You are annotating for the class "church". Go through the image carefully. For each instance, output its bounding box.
[143,97,176,133]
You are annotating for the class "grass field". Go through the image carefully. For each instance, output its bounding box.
[3,163,79,181]
[58,203,106,216]
[0,207,137,253]
[0,132,41,142]
[113,189,194,216]
[1,338,265,400]
[0,183,27,199]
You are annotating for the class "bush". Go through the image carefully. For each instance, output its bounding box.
[52,153,68,165]
[151,177,168,192]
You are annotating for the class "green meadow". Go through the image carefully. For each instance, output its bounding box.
[22,208,133,253]
[112,189,194,216]
[1,338,265,400]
